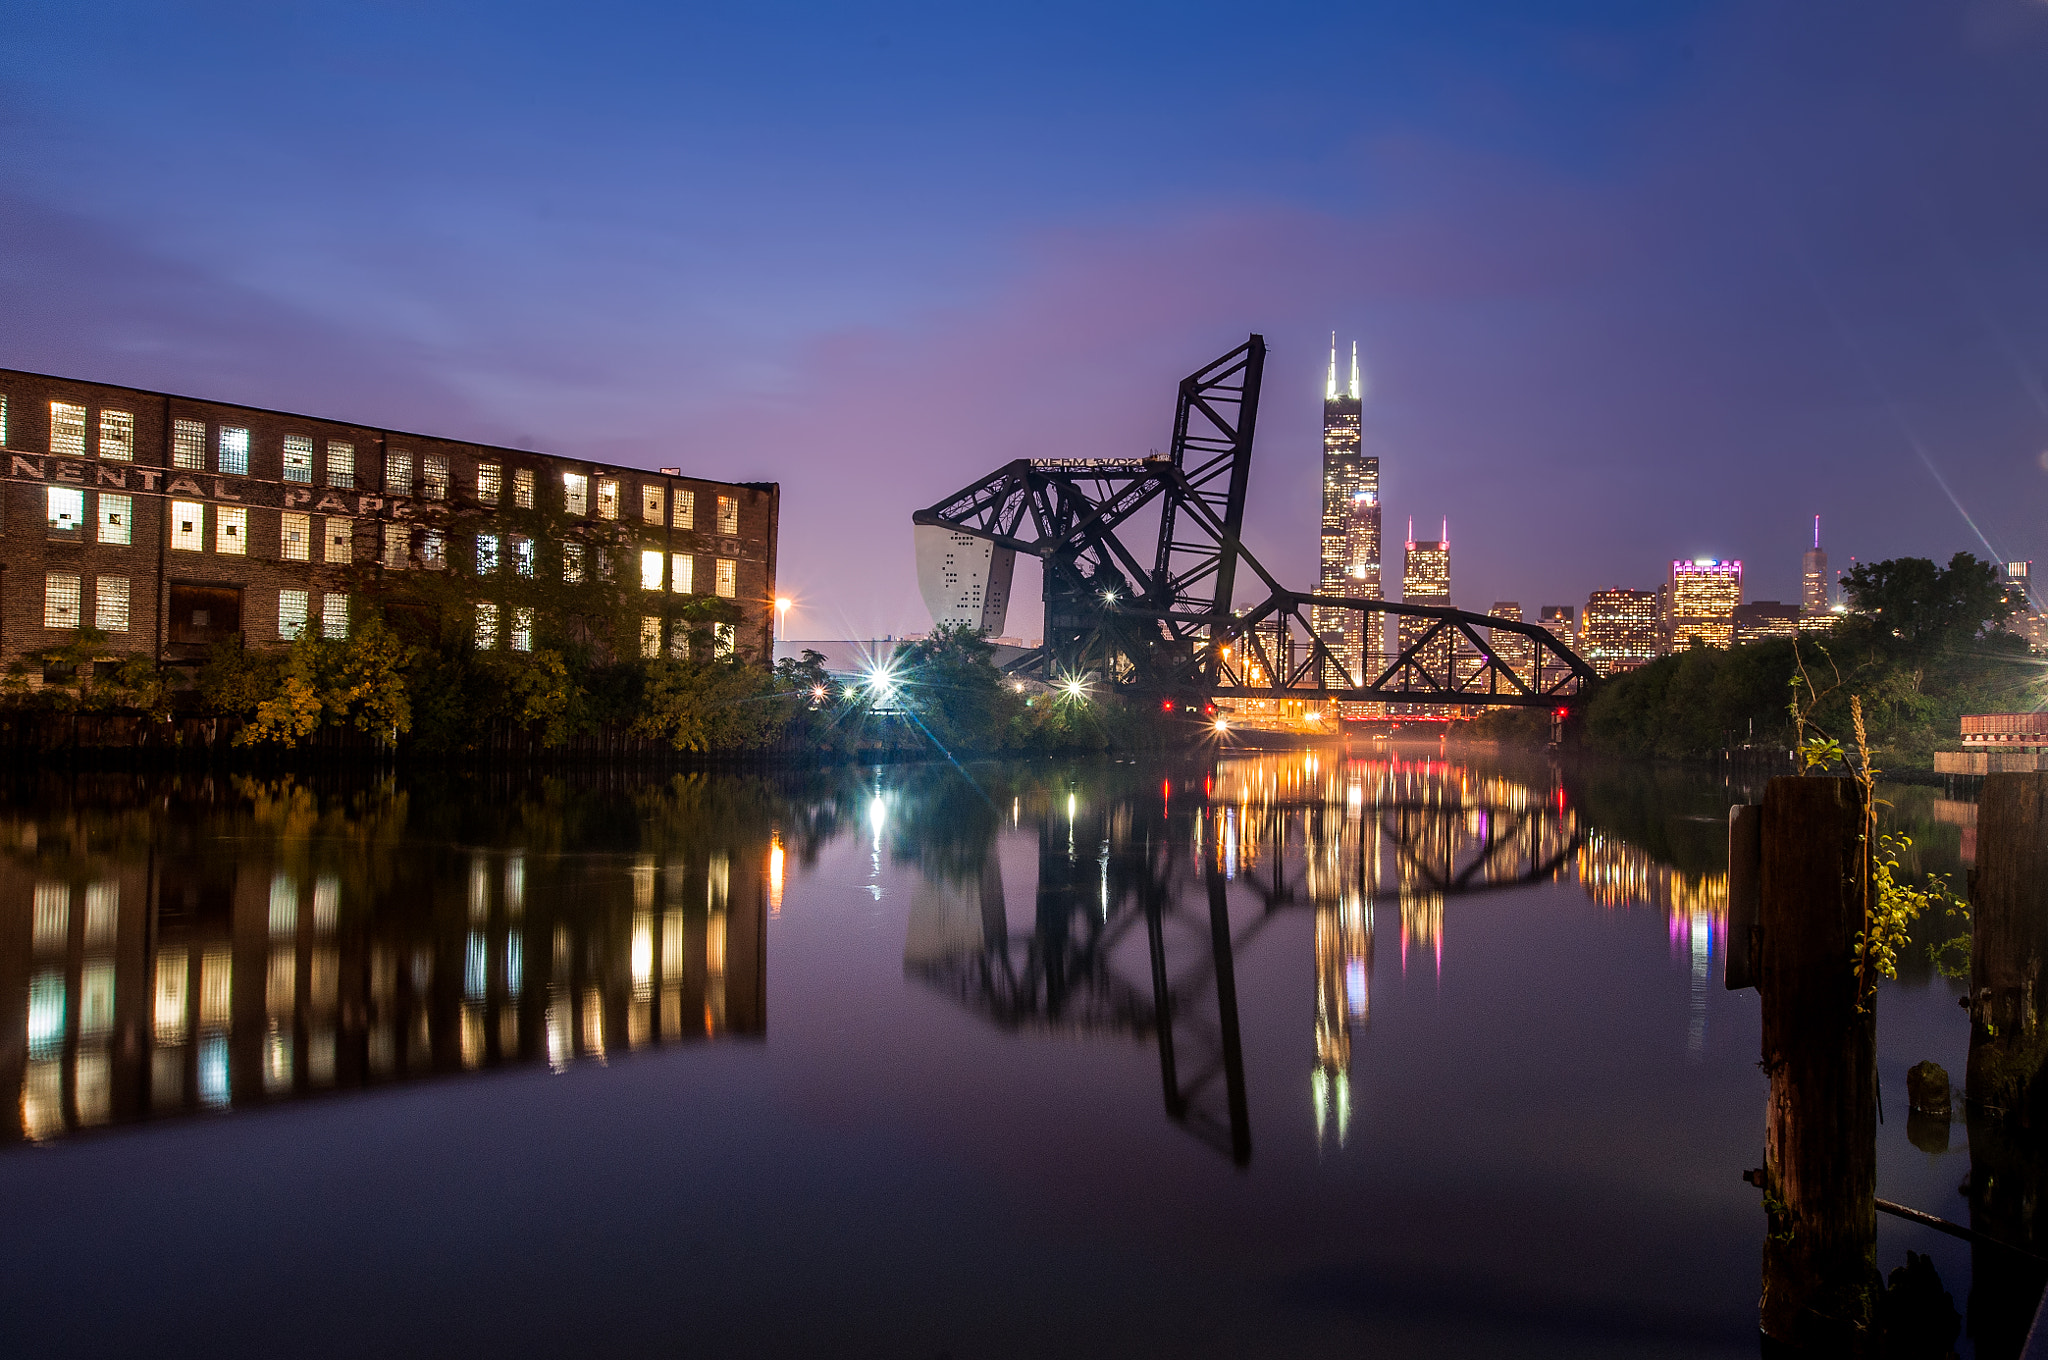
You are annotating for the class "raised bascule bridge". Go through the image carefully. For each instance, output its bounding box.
[912,334,1597,723]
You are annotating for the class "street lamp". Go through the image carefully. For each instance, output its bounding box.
[775,596,791,642]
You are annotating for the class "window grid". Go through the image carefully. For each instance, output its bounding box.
[172,419,206,470]
[672,489,694,529]
[325,517,353,565]
[0,394,8,445]
[716,495,739,536]
[714,622,736,658]
[714,558,737,599]
[641,485,663,523]
[640,549,664,592]
[47,487,85,537]
[386,451,414,496]
[671,553,693,595]
[170,501,205,552]
[597,478,620,520]
[95,577,130,633]
[97,494,132,546]
[383,524,410,569]
[563,543,585,584]
[477,464,502,505]
[281,512,311,562]
[216,506,248,556]
[279,590,310,640]
[218,428,250,476]
[44,574,81,630]
[282,435,314,483]
[513,468,535,509]
[99,410,134,461]
[511,535,533,578]
[327,442,355,489]
[476,533,500,576]
[422,530,446,568]
[640,616,660,659]
[475,603,500,649]
[423,455,449,501]
[563,472,588,516]
[511,608,534,653]
[322,594,350,640]
[49,402,87,458]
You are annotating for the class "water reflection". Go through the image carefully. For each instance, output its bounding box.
[1,773,772,1145]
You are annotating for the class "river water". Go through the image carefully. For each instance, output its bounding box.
[0,747,2006,1357]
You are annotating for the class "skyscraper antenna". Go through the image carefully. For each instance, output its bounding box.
[1349,340,1361,401]
[1326,332,1338,402]
[1813,514,1821,550]
[1407,516,1414,546]
[1441,517,1448,544]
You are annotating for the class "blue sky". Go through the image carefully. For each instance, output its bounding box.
[5,1,2047,636]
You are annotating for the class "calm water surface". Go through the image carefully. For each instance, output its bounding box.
[0,749,1992,1357]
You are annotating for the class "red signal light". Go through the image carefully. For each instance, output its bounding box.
[1162,699,1175,712]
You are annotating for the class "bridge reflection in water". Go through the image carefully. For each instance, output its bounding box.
[904,753,1729,1162]
[0,774,771,1146]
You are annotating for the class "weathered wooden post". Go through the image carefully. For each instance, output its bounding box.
[1757,775,1879,1351]
[1967,771,2048,1119]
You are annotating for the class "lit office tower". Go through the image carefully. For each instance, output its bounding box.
[1538,605,1577,648]
[1665,559,1743,650]
[2000,562,2041,652]
[1801,516,1828,619]
[1581,589,1661,676]
[1312,336,1382,686]
[1486,602,1532,678]
[1398,521,1452,704]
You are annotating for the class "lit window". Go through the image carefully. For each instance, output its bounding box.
[422,529,445,568]
[640,549,664,591]
[44,573,81,629]
[218,427,250,476]
[47,486,84,537]
[673,489,695,529]
[513,468,535,509]
[99,410,134,461]
[279,590,310,639]
[281,511,311,562]
[171,501,205,551]
[671,553,693,594]
[327,441,354,488]
[216,506,247,555]
[32,883,66,950]
[172,418,206,469]
[28,972,65,1059]
[597,477,619,520]
[477,463,502,504]
[423,454,449,501]
[715,557,737,598]
[282,435,313,483]
[717,495,738,536]
[511,535,533,578]
[382,523,410,568]
[49,401,87,457]
[154,951,188,1043]
[563,543,584,584]
[324,517,353,564]
[322,593,349,640]
[476,533,500,576]
[511,608,533,653]
[95,576,130,632]
[386,450,414,495]
[475,602,499,649]
[715,622,736,657]
[563,472,589,515]
[668,623,687,659]
[641,484,663,523]
[97,493,132,546]
[0,394,7,444]
[640,616,660,659]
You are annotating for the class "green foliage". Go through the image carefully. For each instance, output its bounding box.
[1841,552,2014,651]
[1856,832,1960,1007]
[890,625,1024,754]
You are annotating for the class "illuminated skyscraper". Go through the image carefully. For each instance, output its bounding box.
[1397,521,1451,710]
[1311,336,1382,689]
[1581,589,1660,675]
[1486,602,1531,684]
[1538,605,1577,649]
[1665,559,1743,650]
[1801,516,1828,619]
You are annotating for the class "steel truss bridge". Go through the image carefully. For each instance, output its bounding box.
[913,335,1598,710]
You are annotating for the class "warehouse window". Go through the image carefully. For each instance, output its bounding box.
[640,616,660,659]
[563,543,585,584]
[386,450,414,495]
[476,533,500,576]
[672,489,694,529]
[0,394,8,444]
[716,495,739,536]
[44,573,81,629]
[327,442,354,488]
[714,558,737,598]
[669,625,687,660]
[99,410,134,461]
[715,623,736,658]
[382,524,410,569]
[97,493,132,546]
[477,463,502,505]
[596,477,620,520]
[168,584,240,646]
[172,419,206,470]
[671,553,693,595]
[171,501,205,551]
[282,435,313,483]
[423,454,449,501]
[513,468,535,509]
[49,402,87,458]
[563,472,588,516]
[640,549,664,591]
[641,484,663,523]
[218,428,250,476]
[324,517,353,565]
[511,608,533,653]
[47,487,85,539]
[216,506,248,555]
[95,577,130,633]
[421,530,445,568]
[281,512,311,562]
[279,590,310,640]
[322,594,349,640]
[511,535,533,578]
[474,603,499,649]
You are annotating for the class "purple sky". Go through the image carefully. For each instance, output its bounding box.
[4,1,2047,637]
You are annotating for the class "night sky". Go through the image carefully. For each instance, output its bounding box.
[5,1,2046,637]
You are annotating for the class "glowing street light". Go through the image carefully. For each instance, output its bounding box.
[1213,716,1230,733]
[775,596,792,641]
[1060,677,1089,700]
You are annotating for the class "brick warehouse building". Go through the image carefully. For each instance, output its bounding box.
[0,370,779,678]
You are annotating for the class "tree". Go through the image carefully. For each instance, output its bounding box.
[892,625,1022,754]
[1840,553,2013,652]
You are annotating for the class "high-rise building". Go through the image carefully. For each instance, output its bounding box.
[1486,602,1532,692]
[1732,601,1800,644]
[1581,589,1660,676]
[2000,561,2040,652]
[1665,558,1742,650]
[1538,605,1577,648]
[1311,336,1382,689]
[1397,521,1451,708]
[1801,516,1828,619]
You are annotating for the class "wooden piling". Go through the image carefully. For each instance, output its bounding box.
[1968,772,2048,1121]
[1758,775,1878,1351]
